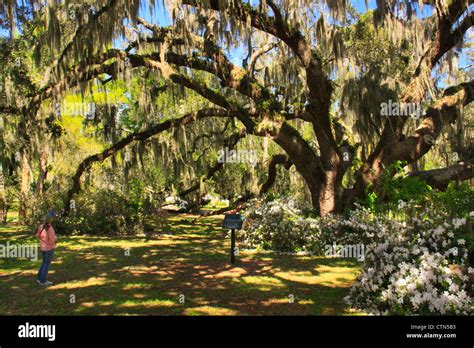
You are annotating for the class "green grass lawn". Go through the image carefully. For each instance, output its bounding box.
[0,214,363,315]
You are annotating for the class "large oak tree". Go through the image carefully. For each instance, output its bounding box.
[0,0,473,216]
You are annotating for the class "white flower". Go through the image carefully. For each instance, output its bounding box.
[457,239,466,245]
[411,293,422,307]
[433,225,445,235]
[452,218,466,229]
[449,283,459,292]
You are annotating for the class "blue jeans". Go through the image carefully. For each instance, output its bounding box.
[37,249,54,283]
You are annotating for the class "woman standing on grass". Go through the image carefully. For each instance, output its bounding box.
[36,211,58,286]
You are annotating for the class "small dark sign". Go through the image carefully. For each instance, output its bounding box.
[222,214,244,230]
[222,214,244,264]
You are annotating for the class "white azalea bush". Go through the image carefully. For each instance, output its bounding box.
[239,197,322,252]
[240,197,473,315]
[240,198,386,253]
[346,215,473,315]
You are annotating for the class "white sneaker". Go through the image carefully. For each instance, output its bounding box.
[39,281,53,286]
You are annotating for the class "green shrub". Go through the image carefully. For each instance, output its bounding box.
[363,161,430,211]
[60,186,152,235]
[27,183,157,235]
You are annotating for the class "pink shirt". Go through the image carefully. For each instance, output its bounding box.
[36,224,57,251]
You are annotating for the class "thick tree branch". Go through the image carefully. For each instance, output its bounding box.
[358,80,474,191]
[360,0,473,201]
[260,153,292,194]
[385,81,474,163]
[136,19,279,110]
[181,0,333,120]
[378,0,472,141]
[408,159,474,190]
[180,0,339,173]
[402,0,472,104]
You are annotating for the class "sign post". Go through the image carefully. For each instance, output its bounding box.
[230,228,236,264]
[222,214,244,264]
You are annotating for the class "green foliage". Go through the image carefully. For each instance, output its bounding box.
[411,194,474,255]
[361,161,433,212]
[362,190,378,212]
[430,182,474,219]
[382,178,432,207]
[358,161,474,221]
[28,179,159,235]
[59,187,149,235]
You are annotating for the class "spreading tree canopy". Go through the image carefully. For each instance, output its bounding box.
[0,0,472,217]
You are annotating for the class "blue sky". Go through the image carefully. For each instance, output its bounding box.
[1,1,471,78]
[135,0,435,28]
[133,0,454,66]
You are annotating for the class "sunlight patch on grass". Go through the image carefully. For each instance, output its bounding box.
[343,307,368,316]
[117,265,173,276]
[80,300,115,308]
[61,238,185,250]
[261,298,314,306]
[49,276,113,290]
[123,283,153,290]
[319,306,352,315]
[0,224,24,233]
[183,306,239,316]
[118,299,176,308]
[203,267,248,279]
[81,302,96,308]
[0,269,36,276]
[274,264,359,287]
[241,276,286,290]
